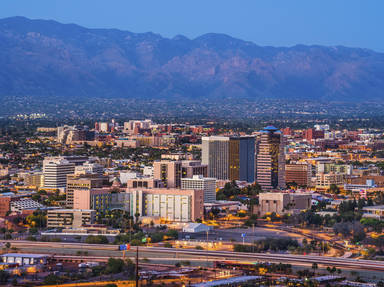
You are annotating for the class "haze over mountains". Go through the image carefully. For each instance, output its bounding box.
[1,16,384,103]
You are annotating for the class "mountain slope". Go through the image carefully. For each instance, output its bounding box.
[0,16,384,102]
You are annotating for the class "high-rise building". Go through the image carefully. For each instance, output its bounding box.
[285,163,312,187]
[73,188,111,216]
[181,175,216,203]
[202,136,255,182]
[153,160,182,188]
[66,174,104,208]
[181,160,208,178]
[43,157,75,189]
[255,126,285,190]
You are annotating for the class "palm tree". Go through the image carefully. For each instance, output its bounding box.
[312,262,318,275]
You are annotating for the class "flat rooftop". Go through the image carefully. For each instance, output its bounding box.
[2,253,50,258]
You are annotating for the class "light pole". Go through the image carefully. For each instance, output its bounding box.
[135,246,139,287]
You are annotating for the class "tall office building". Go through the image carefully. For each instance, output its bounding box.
[43,157,75,189]
[73,188,111,216]
[153,160,182,188]
[285,163,312,187]
[181,175,216,203]
[255,126,286,190]
[66,174,104,208]
[202,136,255,182]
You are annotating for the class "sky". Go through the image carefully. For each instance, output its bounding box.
[0,0,383,52]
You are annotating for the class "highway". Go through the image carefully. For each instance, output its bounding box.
[3,240,384,272]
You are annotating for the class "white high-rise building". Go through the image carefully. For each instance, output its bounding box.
[181,175,216,203]
[202,136,230,180]
[43,157,75,189]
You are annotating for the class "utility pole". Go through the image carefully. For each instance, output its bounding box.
[135,246,139,287]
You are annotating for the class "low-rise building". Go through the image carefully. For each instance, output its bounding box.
[362,205,384,220]
[24,172,44,188]
[10,198,45,213]
[47,209,96,228]
[126,188,204,222]
[257,192,311,216]
[182,223,212,233]
[1,253,49,266]
[316,173,345,188]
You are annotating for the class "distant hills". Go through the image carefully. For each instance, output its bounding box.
[1,16,384,103]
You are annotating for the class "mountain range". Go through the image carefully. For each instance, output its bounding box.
[1,16,384,103]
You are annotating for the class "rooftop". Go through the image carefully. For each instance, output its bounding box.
[2,253,50,258]
[363,205,384,210]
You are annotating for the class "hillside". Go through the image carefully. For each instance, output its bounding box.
[0,16,384,102]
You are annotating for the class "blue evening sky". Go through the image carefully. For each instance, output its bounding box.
[0,0,382,52]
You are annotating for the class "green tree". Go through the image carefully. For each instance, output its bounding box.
[105,258,125,274]
[85,235,109,244]
[43,274,63,285]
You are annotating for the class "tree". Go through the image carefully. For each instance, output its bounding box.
[150,232,164,243]
[165,229,178,239]
[26,210,47,228]
[327,184,340,194]
[85,235,109,244]
[130,239,142,246]
[43,274,63,285]
[327,266,336,274]
[312,263,318,274]
[105,258,126,274]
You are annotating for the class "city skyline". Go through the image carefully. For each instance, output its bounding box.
[1,2,384,286]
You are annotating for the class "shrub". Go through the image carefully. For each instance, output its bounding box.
[85,235,109,244]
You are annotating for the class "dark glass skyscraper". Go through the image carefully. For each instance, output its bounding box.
[202,136,255,182]
[255,126,286,190]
